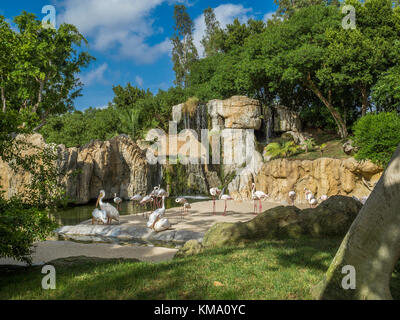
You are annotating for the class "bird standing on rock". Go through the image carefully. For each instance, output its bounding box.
[92,208,107,225]
[96,190,120,225]
[147,195,167,229]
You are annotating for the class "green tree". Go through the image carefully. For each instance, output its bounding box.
[256,5,349,138]
[372,65,400,112]
[274,0,340,18]
[171,5,198,88]
[0,13,93,131]
[201,7,222,57]
[321,0,400,117]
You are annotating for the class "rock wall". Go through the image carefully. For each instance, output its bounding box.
[230,157,383,202]
[0,134,150,204]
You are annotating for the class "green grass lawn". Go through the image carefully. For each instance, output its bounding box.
[2,238,400,300]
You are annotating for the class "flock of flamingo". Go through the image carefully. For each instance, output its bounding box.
[91,181,362,232]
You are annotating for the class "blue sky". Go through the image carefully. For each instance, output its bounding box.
[1,0,277,110]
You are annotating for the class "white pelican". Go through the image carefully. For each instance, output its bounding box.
[156,186,168,208]
[288,190,296,206]
[91,208,107,225]
[153,218,171,232]
[219,188,233,216]
[147,195,167,229]
[113,193,122,210]
[251,183,268,213]
[209,187,221,215]
[96,190,120,225]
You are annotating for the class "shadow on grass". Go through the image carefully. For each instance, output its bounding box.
[1,237,388,300]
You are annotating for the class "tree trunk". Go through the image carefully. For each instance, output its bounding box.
[306,74,348,138]
[314,144,400,300]
[1,86,5,113]
[361,86,369,117]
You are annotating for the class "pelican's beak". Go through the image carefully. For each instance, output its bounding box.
[96,195,100,208]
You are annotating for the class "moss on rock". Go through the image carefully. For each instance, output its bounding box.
[175,240,203,258]
[202,196,362,248]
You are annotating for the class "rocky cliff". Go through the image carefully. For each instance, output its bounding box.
[0,134,151,204]
[230,157,383,202]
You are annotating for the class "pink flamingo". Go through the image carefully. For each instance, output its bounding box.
[251,183,268,213]
[219,188,233,216]
[209,187,221,215]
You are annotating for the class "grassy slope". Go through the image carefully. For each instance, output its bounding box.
[260,131,351,161]
[2,237,400,300]
[0,238,341,300]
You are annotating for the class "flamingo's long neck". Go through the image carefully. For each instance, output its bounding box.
[252,184,256,197]
[161,196,165,210]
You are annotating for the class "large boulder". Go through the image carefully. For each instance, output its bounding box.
[0,134,151,204]
[202,196,362,248]
[207,96,262,130]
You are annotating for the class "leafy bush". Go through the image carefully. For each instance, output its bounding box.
[302,138,316,153]
[264,141,301,159]
[0,196,57,264]
[353,112,400,166]
[0,137,64,264]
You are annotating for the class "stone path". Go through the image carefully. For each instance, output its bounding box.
[0,240,178,267]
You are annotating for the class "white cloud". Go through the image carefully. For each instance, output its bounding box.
[80,63,108,86]
[57,0,172,64]
[193,4,253,57]
[135,76,144,87]
[263,11,275,22]
[94,105,109,110]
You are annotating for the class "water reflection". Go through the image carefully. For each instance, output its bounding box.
[51,196,210,226]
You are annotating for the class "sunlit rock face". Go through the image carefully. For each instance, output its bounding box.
[248,157,383,203]
[0,134,150,204]
[207,96,262,131]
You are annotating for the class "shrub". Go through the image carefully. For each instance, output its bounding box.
[302,138,316,153]
[0,196,57,264]
[353,112,400,167]
[264,141,301,159]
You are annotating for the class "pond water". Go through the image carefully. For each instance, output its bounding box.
[51,196,211,226]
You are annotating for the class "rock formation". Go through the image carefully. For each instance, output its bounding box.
[0,134,151,204]
[230,157,383,202]
[177,196,362,254]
